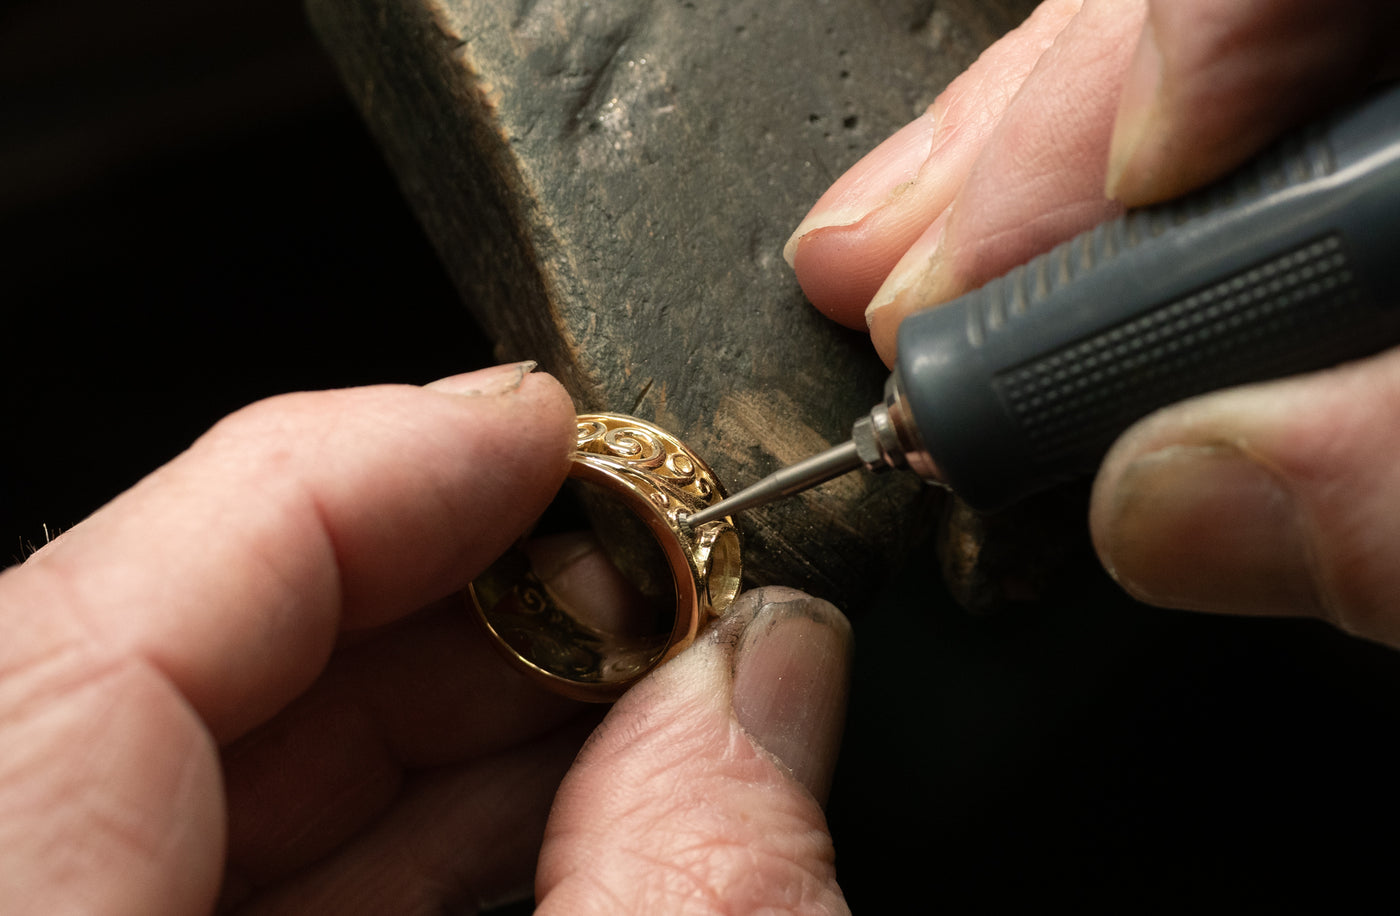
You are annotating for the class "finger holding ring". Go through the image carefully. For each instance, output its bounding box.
[469,413,741,701]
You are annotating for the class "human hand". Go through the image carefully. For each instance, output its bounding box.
[785,0,1400,644]
[0,364,851,914]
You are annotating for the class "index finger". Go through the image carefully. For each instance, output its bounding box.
[0,363,575,741]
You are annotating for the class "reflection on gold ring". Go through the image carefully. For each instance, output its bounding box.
[469,413,741,702]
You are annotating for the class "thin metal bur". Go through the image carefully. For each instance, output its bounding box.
[684,439,864,528]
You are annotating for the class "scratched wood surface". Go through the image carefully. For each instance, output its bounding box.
[307,0,1061,611]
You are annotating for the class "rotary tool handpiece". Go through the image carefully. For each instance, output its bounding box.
[889,82,1400,511]
[686,83,1400,528]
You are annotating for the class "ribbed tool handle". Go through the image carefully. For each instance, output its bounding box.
[895,83,1400,511]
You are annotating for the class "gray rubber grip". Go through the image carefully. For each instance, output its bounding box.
[894,83,1400,511]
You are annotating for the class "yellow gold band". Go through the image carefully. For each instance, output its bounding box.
[470,413,741,701]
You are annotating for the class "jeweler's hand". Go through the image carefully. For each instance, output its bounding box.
[788,0,1400,645]
[534,584,850,915]
[0,364,851,914]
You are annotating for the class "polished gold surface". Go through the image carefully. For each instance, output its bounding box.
[470,414,741,701]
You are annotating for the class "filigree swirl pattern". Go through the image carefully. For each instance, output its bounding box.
[575,415,719,508]
[604,426,665,466]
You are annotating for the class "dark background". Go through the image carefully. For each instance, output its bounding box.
[5,2,1399,912]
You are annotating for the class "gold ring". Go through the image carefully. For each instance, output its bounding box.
[469,413,742,702]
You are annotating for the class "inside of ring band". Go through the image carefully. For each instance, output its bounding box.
[470,479,680,695]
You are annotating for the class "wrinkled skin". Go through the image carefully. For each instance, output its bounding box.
[788,0,1400,644]
[6,2,1400,913]
[0,365,852,915]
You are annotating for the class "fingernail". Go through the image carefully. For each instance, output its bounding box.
[525,531,600,582]
[865,209,949,324]
[1105,14,1163,201]
[727,586,852,805]
[861,210,951,366]
[523,532,653,636]
[426,361,538,397]
[1095,443,1322,616]
[783,111,939,266]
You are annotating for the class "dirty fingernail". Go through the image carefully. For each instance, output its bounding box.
[1105,14,1163,201]
[728,586,853,806]
[865,209,950,322]
[862,210,952,366]
[783,111,939,266]
[426,361,538,397]
[1094,443,1321,617]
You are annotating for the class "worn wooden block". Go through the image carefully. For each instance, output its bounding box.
[307,0,1059,611]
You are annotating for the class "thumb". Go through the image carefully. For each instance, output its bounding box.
[1089,347,1400,648]
[1106,0,1400,206]
[535,586,853,915]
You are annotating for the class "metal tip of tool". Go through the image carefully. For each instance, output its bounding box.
[679,506,717,530]
[683,439,865,529]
